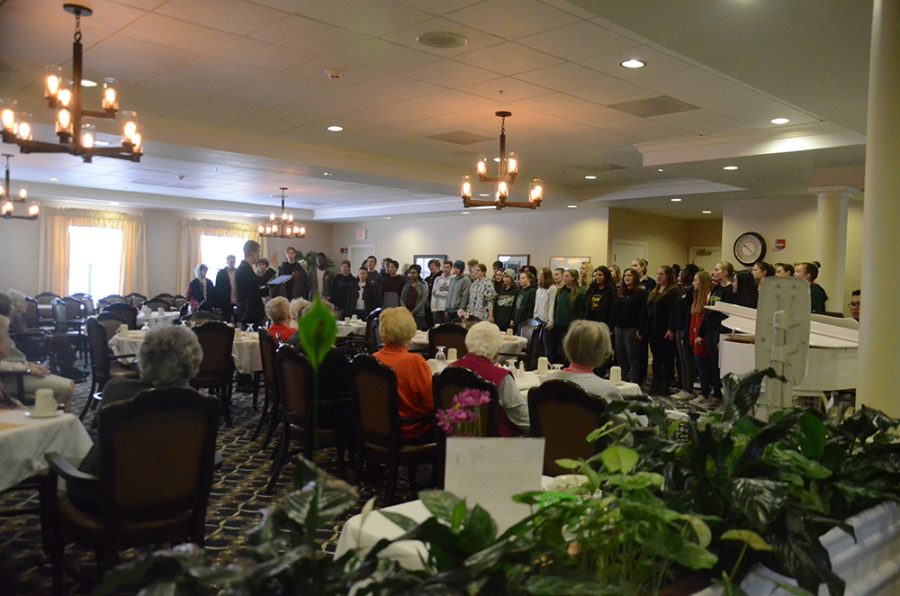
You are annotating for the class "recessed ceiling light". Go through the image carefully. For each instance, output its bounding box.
[384,216,391,220]
[620,58,645,69]
[93,140,110,146]
[80,79,97,87]
[478,193,491,197]
[321,171,333,176]
[462,211,470,215]
[670,197,682,202]
[702,210,712,214]
[326,125,343,132]
[49,177,58,182]
[493,157,501,163]
[723,165,739,171]
[584,175,597,180]
[109,201,119,206]
[657,168,664,172]
[568,205,578,209]
[244,213,253,217]
[770,117,790,125]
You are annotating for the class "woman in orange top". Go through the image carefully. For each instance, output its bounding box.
[264,296,297,343]
[373,307,434,440]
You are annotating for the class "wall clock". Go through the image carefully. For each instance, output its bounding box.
[733,231,767,266]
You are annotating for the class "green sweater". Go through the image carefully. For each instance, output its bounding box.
[554,286,585,330]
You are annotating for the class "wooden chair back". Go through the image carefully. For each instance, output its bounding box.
[352,354,397,446]
[35,291,60,305]
[124,293,147,308]
[428,324,468,359]
[103,303,138,329]
[191,322,235,387]
[528,380,607,476]
[517,318,544,371]
[258,330,279,406]
[432,366,498,436]
[364,308,383,352]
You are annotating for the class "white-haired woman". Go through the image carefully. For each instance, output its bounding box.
[265,296,296,343]
[71,324,204,511]
[545,320,622,402]
[0,315,25,409]
[449,321,529,436]
[5,290,28,334]
[187,263,214,310]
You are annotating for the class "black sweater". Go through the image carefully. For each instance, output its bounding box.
[584,284,616,327]
[613,288,647,332]
[646,287,677,339]
[668,286,694,334]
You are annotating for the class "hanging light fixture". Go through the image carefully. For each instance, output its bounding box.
[258,187,306,238]
[0,3,142,163]
[460,111,543,210]
[1,155,40,221]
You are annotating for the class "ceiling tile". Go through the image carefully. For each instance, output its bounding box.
[398,59,499,87]
[381,16,505,57]
[119,13,240,54]
[515,62,658,105]
[107,0,168,9]
[390,0,483,16]
[306,39,440,74]
[250,15,370,55]
[509,94,634,127]
[292,0,433,36]
[518,21,639,60]
[445,0,580,40]
[86,37,201,88]
[9,0,147,33]
[283,58,387,88]
[458,76,555,103]
[651,109,749,135]
[454,42,565,76]
[213,38,320,71]
[156,0,287,35]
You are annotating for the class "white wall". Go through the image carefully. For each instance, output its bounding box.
[330,208,611,270]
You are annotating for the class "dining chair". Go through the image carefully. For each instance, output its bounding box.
[51,300,87,361]
[95,312,128,339]
[35,292,61,306]
[352,354,438,504]
[149,293,175,308]
[265,345,351,493]
[190,322,235,427]
[428,324,468,359]
[103,303,138,329]
[83,318,139,422]
[253,330,280,447]
[142,298,171,312]
[516,318,544,371]
[364,307,383,353]
[45,387,221,594]
[123,292,147,308]
[527,380,607,477]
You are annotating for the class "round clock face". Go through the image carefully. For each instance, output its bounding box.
[733,232,766,266]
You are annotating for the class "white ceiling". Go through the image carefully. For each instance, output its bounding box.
[0,0,873,221]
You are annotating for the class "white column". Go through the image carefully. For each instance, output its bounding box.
[858,0,900,417]
[811,186,852,312]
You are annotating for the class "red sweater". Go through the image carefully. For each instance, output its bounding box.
[268,323,296,343]
[374,344,434,439]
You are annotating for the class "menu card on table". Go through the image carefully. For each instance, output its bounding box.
[444,437,545,532]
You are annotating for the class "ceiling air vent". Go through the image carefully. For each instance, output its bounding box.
[608,95,700,118]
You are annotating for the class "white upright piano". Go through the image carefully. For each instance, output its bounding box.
[713,302,859,396]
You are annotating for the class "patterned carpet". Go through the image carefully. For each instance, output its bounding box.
[0,378,423,595]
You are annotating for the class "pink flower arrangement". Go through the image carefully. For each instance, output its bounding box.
[437,389,491,436]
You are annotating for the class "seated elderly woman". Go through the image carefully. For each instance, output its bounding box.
[0,315,25,409]
[449,321,530,436]
[0,298,75,412]
[4,290,28,334]
[70,324,204,511]
[265,296,296,343]
[545,320,622,403]
[373,307,434,441]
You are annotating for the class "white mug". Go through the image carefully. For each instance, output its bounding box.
[447,347,458,361]
[157,307,164,314]
[34,388,57,415]
[609,366,622,384]
[537,356,550,374]
[427,359,441,374]
[117,324,128,335]
[351,314,358,321]
[506,329,513,336]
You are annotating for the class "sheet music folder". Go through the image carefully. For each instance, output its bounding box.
[267,274,293,286]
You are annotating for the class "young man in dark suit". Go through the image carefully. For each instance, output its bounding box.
[235,241,276,327]
[214,255,237,322]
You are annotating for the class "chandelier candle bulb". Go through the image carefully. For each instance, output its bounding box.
[57,87,72,108]
[81,123,95,148]
[56,108,73,136]
[15,115,32,141]
[45,66,62,100]
[28,203,39,217]
[0,101,15,132]
[18,188,27,200]
[461,176,473,199]
[102,78,118,111]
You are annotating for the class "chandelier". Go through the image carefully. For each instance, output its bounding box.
[0,3,143,163]
[1,155,40,221]
[258,187,306,238]
[460,111,543,210]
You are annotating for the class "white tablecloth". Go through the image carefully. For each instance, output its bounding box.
[137,311,180,327]
[514,370,643,398]
[0,409,93,492]
[109,329,262,374]
[334,476,554,567]
[409,331,527,354]
[336,320,367,338]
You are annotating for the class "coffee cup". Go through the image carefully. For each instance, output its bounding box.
[34,388,57,415]
[351,314,358,321]
[117,324,128,335]
[537,356,550,374]
[427,359,441,374]
[447,347,458,361]
[506,329,513,336]
[609,366,622,384]
[157,307,164,314]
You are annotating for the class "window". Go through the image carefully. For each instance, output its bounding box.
[200,235,246,273]
[68,226,123,298]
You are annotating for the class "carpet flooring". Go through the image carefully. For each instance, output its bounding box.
[0,379,423,595]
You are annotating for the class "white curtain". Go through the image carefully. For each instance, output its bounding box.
[38,207,147,296]
[176,219,259,294]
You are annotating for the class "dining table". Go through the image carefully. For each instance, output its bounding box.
[108,328,262,374]
[136,310,181,327]
[336,319,367,338]
[409,330,528,354]
[0,408,93,493]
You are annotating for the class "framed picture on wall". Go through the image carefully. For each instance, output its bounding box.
[550,256,591,272]
[413,254,447,272]
[497,254,529,272]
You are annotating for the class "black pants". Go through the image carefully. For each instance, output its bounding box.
[649,334,675,394]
